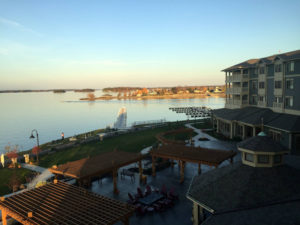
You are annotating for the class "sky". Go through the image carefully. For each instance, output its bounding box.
[0,0,299,89]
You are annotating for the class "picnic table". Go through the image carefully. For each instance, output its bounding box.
[138,192,164,206]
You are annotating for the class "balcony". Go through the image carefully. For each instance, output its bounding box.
[258,101,266,107]
[258,88,266,95]
[273,102,283,108]
[226,87,242,95]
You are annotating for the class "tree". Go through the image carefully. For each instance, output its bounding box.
[87,93,95,101]
[32,146,41,163]
[5,144,19,168]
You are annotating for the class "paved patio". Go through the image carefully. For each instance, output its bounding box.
[86,123,238,225]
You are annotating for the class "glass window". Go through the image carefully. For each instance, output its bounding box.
[288,61,295,72]
[275,96,282,103]
[274,81,282,89]
[245,153,254,162]
[252,81,258,89]
[259,82,265,89]
[274,155,282,164]
[259,96,264,102]
[286,79,294,89]
[275,64,282,72]
[258,155,270,164]
[285,96,293,107]
[259,67,265,74]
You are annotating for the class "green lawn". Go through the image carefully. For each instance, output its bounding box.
[191,119,213,129]
[39,122,187,168]
[164,130,197,141]
[0,168,32,196]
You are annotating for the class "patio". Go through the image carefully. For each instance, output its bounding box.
[88,153,236,225]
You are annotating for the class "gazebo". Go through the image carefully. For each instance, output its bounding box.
[186,132,300,225]
[0,180,135,225]
[49,150,143,194]
[151,144,236,183]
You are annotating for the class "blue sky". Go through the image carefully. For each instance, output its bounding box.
[0,0,299,89]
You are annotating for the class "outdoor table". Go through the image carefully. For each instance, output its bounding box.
[138,192,164,206]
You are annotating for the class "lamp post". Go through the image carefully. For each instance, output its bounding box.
[30,129,40,163]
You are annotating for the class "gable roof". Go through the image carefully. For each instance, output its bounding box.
[223,49,300,71]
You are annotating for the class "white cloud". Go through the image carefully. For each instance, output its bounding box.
[0,17,42,37]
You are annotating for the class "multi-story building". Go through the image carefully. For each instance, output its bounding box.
[213,50,300,152]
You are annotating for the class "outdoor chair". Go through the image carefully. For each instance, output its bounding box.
[145,185,152,196]
[128,193,138,204]
[137,187,144,198]
[160,184,167,197]
[168,187,179,200]
[135,205,147,216]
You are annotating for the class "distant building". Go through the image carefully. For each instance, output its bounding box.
[213,50,300,152]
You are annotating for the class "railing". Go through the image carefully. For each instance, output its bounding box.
[226,87,242,94]
[258,101,266,107]
[242,100,248,105]
[242,87,248,93]
[273,102,283,108]
[226,99,241,105]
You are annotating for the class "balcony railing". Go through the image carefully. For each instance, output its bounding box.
[226,99,241,105]
[258,101,266,107]
[273,102,283,108]
[226,87,242,94]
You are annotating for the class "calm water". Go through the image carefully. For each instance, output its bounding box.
[0,90,225,153]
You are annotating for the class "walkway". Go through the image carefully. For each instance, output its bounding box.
[20,163,54,189]
[185,123,238,152]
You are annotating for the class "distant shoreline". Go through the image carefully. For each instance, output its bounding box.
[0,88,96,93]
[80,93,225,101]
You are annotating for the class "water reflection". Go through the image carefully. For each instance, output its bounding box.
[0,91,225,153]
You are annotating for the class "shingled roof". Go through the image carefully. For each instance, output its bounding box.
[201,200,300,225]
[237,135,288,153]
[213,107,300,132]
[187,162,300,214]
[223,49,300,71]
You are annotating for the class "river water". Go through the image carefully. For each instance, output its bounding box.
[0,90,225,153]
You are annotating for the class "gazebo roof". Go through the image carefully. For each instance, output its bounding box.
[187,162,300,214]
[151,144,236,167]
[0,181,135,225]
[237,135,288,153]
[49,151,142,179]
[201,200,300,225]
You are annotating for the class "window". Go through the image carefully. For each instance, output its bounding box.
[245,153,254,162]
[252,81,258,89]
[258,155,270,164]
[286,79,294,89]
[269,130,281,142]
[243,69,248,74]
[251,95,258,104]
[274,80,282,89]
[259,67,265,74]
[274,96,282,103]
[259,96,264,102]
[275,64,282,72]
[287,61,295,72]
[285,96,293,107]
[274,155,282,164]
[259,82,265,89]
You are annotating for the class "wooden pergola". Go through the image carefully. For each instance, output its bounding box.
[151,145,236,183]
[0,180,135,225]
[49,151,143,194]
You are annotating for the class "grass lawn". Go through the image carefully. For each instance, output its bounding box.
[39,122,188,168]
[191,119,213,129]
[0,168,32,196]
[164,130,197,141]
